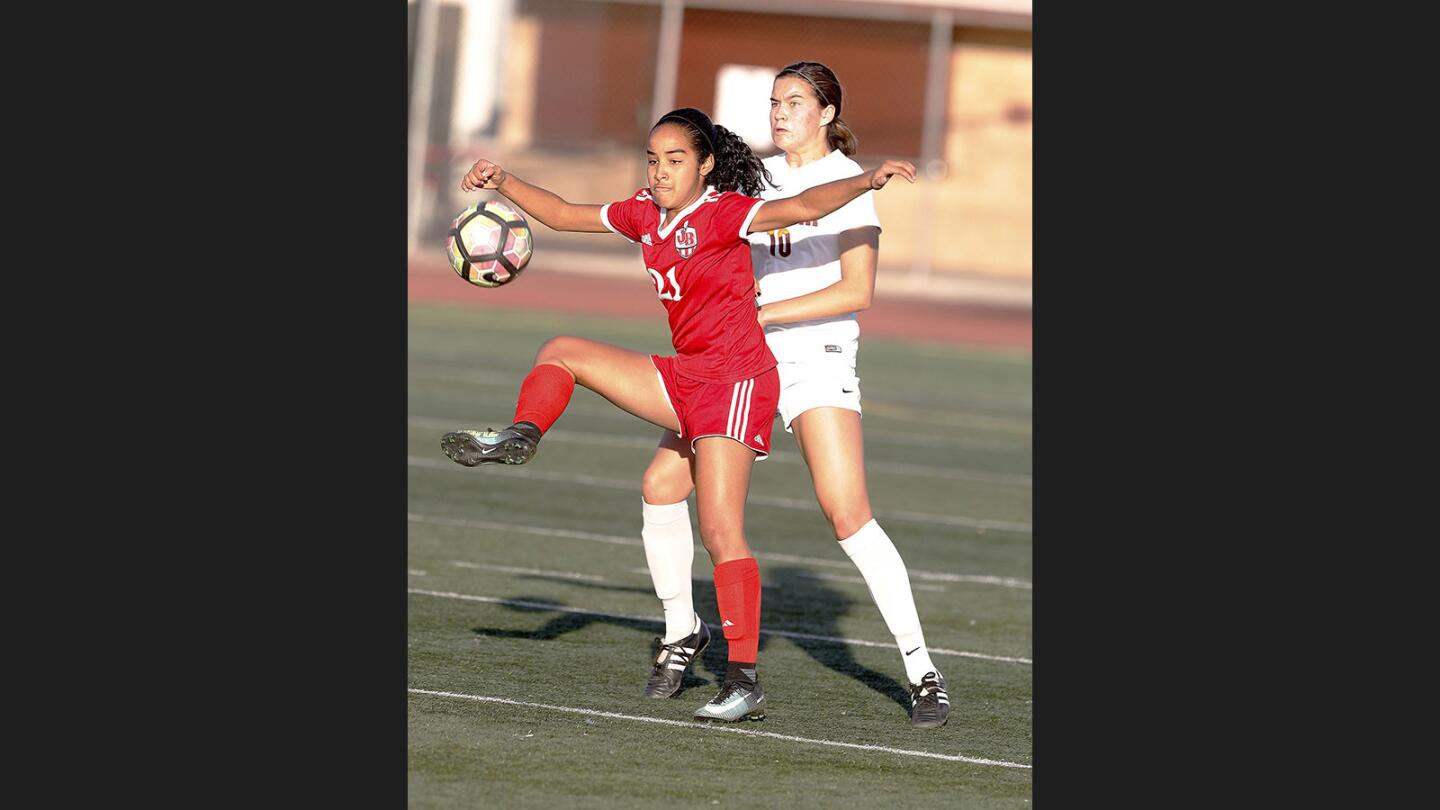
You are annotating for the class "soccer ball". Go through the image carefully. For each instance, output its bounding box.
[446,200,534,287]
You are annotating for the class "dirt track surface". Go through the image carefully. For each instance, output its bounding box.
[409,256,1031,351]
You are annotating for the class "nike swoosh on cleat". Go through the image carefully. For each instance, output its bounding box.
[905,646,921,655]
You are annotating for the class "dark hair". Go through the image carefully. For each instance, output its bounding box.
[652,107,774,197]
[775,61,858,156]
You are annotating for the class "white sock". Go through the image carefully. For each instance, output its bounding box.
[641,498,697,644]
[838,519,941,684]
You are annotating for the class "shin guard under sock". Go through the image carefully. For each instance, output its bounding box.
[641,498,697,644]
[713,557,761,666]
[839,519,940,684]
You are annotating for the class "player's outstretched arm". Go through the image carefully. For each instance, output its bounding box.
[748,160,916,234]
[459,159,609,233]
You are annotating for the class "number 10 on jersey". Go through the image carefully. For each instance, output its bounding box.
[766,228,791,257]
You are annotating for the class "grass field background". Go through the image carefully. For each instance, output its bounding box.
[407,300,1032,808]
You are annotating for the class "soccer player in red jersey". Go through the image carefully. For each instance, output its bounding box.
[441,107,915,722]
[639,66,951,728]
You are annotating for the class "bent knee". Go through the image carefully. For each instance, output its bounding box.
[698,522,745,551]
[826,509,874,541]
[642,467,692,505]
[534,335,585,369]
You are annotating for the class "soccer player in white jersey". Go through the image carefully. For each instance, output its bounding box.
[637,62,949,727]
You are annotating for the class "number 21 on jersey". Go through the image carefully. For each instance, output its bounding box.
[648,265,682,301]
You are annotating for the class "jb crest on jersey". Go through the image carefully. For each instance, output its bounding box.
[623,188,739,302]
[600,186,764,308]
[649,209,698,301]
[599,185,773,383]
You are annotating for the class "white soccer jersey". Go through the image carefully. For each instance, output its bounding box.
[748,150,883,361]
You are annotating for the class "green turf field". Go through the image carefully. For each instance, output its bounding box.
[408,301,1032,808]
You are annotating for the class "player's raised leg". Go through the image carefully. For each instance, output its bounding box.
[442,336,680,466]
[793,406,949,727]
[691,436,766,722]
[640,433,705,698]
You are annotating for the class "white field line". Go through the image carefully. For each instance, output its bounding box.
[755,551,1032,590]
[408,367,1031,434]
[408,513,1031,590]
[899,342,1033,366]
[414,412,1028,453]
[408,688,1031,770]
[407,457,1032,534]
[407,588,1032,665]
[450,561,606,582]
[409,397,646,428]
[783,570,949,593]
[624,566,947,593]
[409,416,1031,487]
[408,370,1031,451]
[864,428,1026,453]
[745,493,1032,533]
[409,368,518,385]
[859,401,1029,434]
[408,569,427,576]
[532,429,1036,484]
[412,358,1033,400]
[865,459,1030,487]
[409,513,642,546]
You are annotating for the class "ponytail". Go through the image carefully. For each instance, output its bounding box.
[710,124,774,196]
[827,117,859,156]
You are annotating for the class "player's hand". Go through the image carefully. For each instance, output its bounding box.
[868,160,917,190]
[460,159,508,191]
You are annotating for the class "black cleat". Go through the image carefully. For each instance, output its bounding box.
[440,421,542,466]
[909,671,950,728]
[643,620,711,698]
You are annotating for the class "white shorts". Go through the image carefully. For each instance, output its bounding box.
[774,337,862,432]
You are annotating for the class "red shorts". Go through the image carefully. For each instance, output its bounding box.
[651,355,779,460]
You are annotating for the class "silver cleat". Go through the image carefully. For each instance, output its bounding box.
[693,679,765,722]
[440,422,541,466]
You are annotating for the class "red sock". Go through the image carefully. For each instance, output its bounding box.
[713,557,762,664]
[512,363,575,434]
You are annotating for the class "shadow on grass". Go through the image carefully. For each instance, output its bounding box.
[468,585,725,694]
[467,564,909,711]
[762,566,912,713]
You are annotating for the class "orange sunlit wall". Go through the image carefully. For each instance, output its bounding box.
[675,8,930,157]
[521,1,951,159]
[526,0,663,148]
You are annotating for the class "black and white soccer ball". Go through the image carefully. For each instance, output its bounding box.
[445,200,534,288]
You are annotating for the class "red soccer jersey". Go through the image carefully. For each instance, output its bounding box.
[601,186,776,383]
